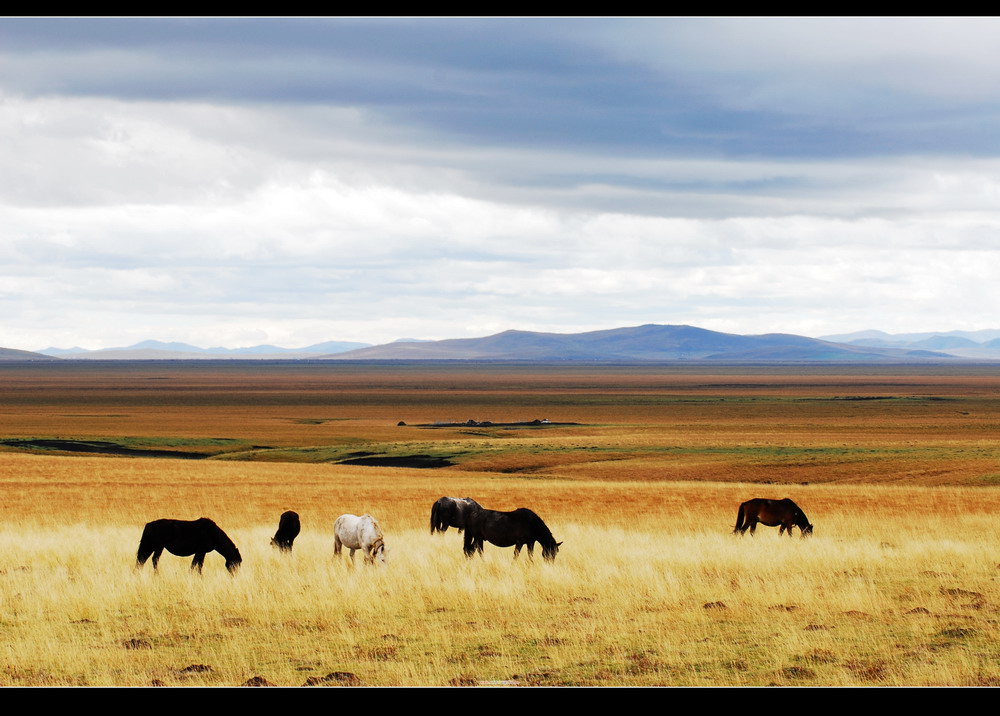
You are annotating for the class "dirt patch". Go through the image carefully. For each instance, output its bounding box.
[178,664,213,673]
[781,666,816,680]
[242,675,275,687]
[801,649,838,664]
[844,659,890,682]
[303,671,363,687]
[769,604,799,612]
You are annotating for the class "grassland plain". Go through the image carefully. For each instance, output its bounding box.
[2,361,1000,686]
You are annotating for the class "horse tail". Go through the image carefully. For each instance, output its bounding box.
[135,522,154,566]
[135,522,161,567]
[734,503,746,534]
[430,500,443,534]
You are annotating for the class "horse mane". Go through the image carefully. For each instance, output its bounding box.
[201,518,239,556]
[513,508,555,543]
[363,514,384,541]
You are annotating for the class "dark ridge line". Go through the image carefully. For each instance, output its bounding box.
[0,439,212,460]
[411,419,580,429]
[336,455,454,469]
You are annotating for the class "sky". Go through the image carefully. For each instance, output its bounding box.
[3,17,1000,351]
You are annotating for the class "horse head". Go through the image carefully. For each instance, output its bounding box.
[371,537,387,564]
[225,548,243,574]
[801,523,814,537]
[542,540,562,562]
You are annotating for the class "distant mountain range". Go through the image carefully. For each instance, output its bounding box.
[322,324,962,361]
[35,339,372,360]
[818,329,1000,360]
[3,325,999,362]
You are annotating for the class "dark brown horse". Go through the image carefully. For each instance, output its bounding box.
[430,496,481,534]
[270,510,301,552]
[463,507,562,561]
[734,498,813,537]
[136,518,242,574]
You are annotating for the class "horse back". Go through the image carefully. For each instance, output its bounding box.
[275,511,301,540]
[335,513,382,547]
[140,518,218,556]
[474,507,547,546]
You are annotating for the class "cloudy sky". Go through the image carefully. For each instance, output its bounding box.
[3,18,1000,351]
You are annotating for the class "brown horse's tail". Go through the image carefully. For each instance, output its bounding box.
[430,500,444,534]
[136,522,155,567]
[733,503,746,534]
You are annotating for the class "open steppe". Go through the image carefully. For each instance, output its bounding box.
[2,361,1000,686]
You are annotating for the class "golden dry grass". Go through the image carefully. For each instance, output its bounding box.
[3,453,1000,686]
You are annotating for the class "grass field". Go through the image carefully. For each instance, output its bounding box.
[2,361,1000,686]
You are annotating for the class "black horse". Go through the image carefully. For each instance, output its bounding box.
[136,518,242,574]
[270,510,301,552]
[733,498,813,537]
[430,496,482,534]
[463,507,562,561]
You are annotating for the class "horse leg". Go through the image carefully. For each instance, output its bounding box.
[334,535,342,558]
[513,544,522,560]
[349,548,357,565]
[466,536,483,558]
[191,554,205,574]
[749,519,757,536]
[151,548,164,571]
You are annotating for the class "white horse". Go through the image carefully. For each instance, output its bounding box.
[333,513,386,565]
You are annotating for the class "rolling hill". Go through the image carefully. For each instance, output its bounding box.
[0,347,59,361]
[323,324,959,362]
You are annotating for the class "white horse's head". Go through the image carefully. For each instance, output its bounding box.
[371,537,387,564]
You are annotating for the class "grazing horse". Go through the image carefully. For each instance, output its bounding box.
[733,498,813,537]
[464,507,562,561]
[136,518,242,574]
[333,514,386,565]
[430,496,482,534]
[270,510,301,552]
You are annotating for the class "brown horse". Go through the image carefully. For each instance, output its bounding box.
[270,510,301,552]
[733,498,813,537]
[463,507,561,561]
[430,496,481,534]
[136,517,242,573]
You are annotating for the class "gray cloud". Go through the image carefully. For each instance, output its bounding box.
[2,19,1000,350]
